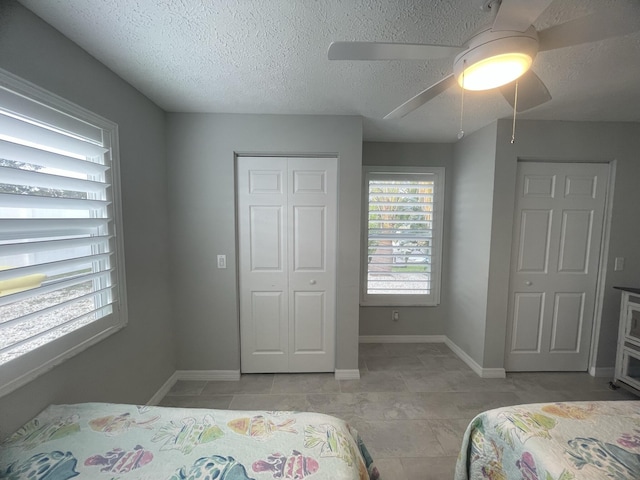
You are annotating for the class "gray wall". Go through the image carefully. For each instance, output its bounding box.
[446,119,640,371]
[2,2,637,441]
[447,123,498,365]
[484,119,640,370]
[0,1,174,435]
[166,113,362,372]
[360,142,454,336]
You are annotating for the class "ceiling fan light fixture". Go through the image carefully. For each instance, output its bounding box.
[453,28,539,91]
[458,52,532,90]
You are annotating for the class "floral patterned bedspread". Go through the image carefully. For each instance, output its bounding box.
[455,401,640,480]
[0,402,380,480]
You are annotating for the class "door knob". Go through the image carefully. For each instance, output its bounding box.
[525,281,532,286]
[309,280,316,285]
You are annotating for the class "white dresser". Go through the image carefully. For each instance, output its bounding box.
[614,286,640,394]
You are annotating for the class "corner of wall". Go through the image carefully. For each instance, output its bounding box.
[447,122,501,367]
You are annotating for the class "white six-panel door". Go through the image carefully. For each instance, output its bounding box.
[505,162,609,371]
[237,157,336,373]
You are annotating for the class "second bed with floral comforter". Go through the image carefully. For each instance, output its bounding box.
[455,400,640,480]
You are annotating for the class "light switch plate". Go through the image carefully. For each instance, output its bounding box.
[217,255,226,269]
[615,257,624,271]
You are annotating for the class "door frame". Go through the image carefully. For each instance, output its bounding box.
[233,153,339,373]
[588,159,617,376]
[503,159,616,374]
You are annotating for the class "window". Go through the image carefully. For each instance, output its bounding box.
[0,69,127,396]
[362,166,444,306]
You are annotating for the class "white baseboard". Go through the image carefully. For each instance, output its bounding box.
[589,366,615,378]
[148,337,514,404]
[444,338,506,379]
[358,334,505,378]
[359,335,447,343]
[477,367,507,379]
[147,371,178,405]
[176,370,241,381]
[148,369,241,404]
[335,369,360,380]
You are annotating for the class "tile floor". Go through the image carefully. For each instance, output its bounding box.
[159,343,637,479]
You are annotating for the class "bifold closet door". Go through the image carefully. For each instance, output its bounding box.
[237,156,336,373]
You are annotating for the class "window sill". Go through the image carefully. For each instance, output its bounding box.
[360,301,441,307]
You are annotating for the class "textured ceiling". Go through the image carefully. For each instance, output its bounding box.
[17,0,640,142]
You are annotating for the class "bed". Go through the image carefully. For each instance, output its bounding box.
[455,400,640,480]
[0,402,380,480]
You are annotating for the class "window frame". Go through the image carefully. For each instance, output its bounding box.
[360,166,444,307]
[0,68,128,397]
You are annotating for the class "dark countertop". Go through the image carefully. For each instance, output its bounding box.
[614,286,640,295]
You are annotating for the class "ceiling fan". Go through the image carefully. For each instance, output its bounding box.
[328,0,640,120]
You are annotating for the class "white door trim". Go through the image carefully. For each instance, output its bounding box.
[587,159,616,375]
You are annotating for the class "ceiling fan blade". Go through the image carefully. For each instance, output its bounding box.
[328,42,463,61]
[384,74,457,119]
[500,70,551,112]
[492,0,554,32]
[538,5,640,52]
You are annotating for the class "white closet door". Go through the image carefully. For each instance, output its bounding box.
[288,158,337,371]
[505,162,609,371]
[238,157,289,372]
[237,156,336,372]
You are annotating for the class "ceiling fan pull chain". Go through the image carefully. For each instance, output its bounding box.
[458,62,466,140]
[511,80,519,144]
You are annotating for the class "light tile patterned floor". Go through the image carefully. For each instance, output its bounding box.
[159,343,636,479]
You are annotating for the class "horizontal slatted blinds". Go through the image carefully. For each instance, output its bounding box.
[0,70,126,390]
[363,168,444,306]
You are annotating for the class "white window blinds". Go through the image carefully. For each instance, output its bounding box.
[0,70,127,395]
[363,167,444,306]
